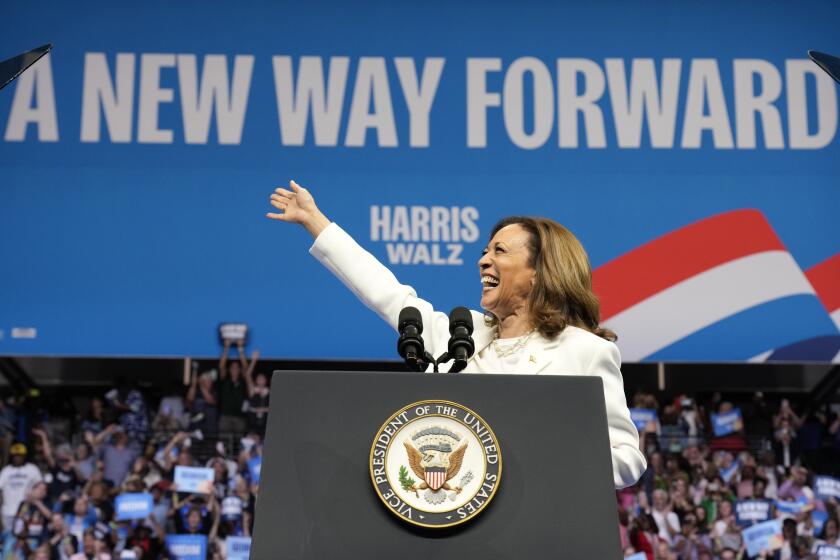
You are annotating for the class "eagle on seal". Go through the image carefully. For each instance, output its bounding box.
[403,431,468,497]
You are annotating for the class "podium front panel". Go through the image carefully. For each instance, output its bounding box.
[252,370,622,560]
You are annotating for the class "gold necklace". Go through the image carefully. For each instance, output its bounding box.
[492,329,536,358]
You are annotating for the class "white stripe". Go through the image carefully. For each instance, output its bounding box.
[832,348,840,364]
[748,349,774,363]
[831,309,840,331]
[605,251,816,361]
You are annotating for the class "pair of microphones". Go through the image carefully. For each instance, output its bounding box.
[397,306,475,373]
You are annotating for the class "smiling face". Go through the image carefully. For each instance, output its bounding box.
[478,224,536,320]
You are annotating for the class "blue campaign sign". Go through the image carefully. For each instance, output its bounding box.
[743,519,783,557]
[166,535,207,560]
[226,537,252,560]
[720,460,740,484]
[629,409,658,431]
[247,456,262,484]
[174,466,214,494]
[711,409,744,437]
[1,1,839,363]
[735,499,772,526]
[815,475,840,501]
[775,495,811,515]
[813,510,829,536]
[816,544,840,560]
[115,492,153,521]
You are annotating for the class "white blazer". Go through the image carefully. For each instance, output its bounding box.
[310,223,647,488]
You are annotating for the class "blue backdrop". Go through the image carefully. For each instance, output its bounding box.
[1,1,839,361]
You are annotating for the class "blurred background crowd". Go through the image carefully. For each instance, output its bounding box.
[1,344,839,559]
[0,342,265,560]
[619,391,840,559]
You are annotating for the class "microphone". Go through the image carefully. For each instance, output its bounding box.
[447,307,475,373]
[397,307,429,372]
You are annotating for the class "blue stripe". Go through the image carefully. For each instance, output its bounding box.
[766,336,840,362]
[645,295,840,362]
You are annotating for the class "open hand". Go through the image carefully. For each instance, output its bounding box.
[267,180,330,238]
[268,180,318,224]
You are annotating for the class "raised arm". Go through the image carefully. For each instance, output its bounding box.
[243,350,259,396]
[266,180,455,358]
[236,341,248,371]
[219,340,231,381]
[92,424,119,448]
[208,495,221,541]
[32,428,55,469]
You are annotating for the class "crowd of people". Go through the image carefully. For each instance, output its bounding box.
[0,341,266,560]
[1,345,839,559]
[620,391,840,560]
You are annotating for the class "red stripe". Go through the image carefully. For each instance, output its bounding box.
[593,210,786,320]
[805,253,840,312]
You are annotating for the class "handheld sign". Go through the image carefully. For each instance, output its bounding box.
[115,493,153,521]
[720,460,740,483]
[742,519,783,557]
[247,456,262,484]
[813,510,829,536]
[165,535,207,560]
[226,537,251,560]
[711,408,743,437]
[174,466,214,494]
[816,544,840,560]
[815,476,840,502]
[735,500,772,526]
[775,495,811,515]
[629,409,657,432]
[221,496,243,520]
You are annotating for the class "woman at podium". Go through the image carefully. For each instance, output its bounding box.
[266,180,646,489]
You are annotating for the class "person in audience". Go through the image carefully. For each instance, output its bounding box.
[48,512,79,559]
[0,442,43,534]
[673,512,713,559]
[92,426,139,488]
[62,495,97,548]
[777,466,813,503]
[112,381,150,446]
[155,375,189,432]
[218,340,257,436]
[74,443,96,483]
[32,429,82,503]
[69,527,111,560]
[11,481,51,551]
[86,481,113,524]
[651,489,681,547]
[815,516,839,547]
[245,373,270,437]
[187,370,219,438]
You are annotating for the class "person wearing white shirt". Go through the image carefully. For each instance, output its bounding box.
[651,489,681,546]
[0,442,43,532]
[265,180,646,489]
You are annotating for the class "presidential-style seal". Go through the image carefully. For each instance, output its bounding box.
[369,400,502,528]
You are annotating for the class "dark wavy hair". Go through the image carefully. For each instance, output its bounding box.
[486,216,616,342]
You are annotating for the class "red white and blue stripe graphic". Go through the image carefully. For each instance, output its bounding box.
[424,467,447,491]
[593,210,840,363]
